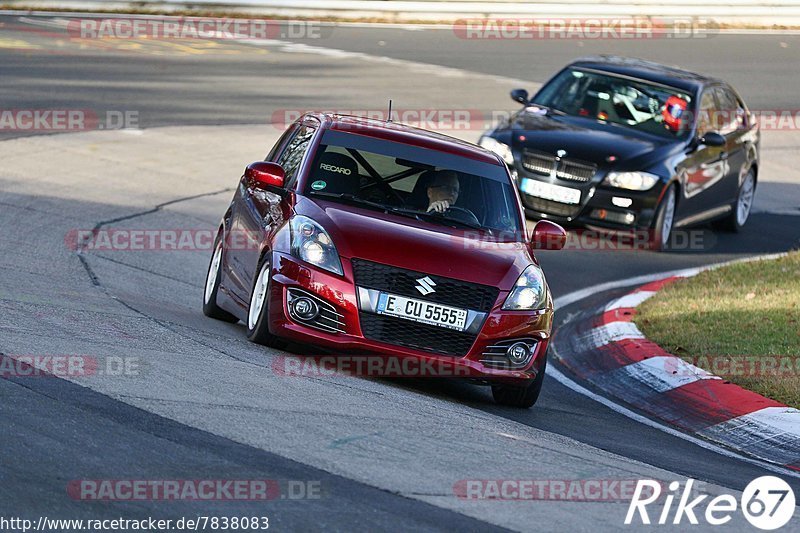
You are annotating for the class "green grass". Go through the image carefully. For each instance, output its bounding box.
[635,252,800,408]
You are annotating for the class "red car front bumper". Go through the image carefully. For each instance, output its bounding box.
[266,252,552,384]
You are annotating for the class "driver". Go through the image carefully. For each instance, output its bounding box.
[426,170,460,213]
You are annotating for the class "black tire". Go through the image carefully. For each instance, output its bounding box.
[649,184,677,252]
[245,255,286,348]
[202,232,239,323]
[491,356,547,408]
[718,168,755,233]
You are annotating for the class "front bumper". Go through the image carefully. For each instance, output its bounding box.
[266,252,552,383]
[516,173,662,230]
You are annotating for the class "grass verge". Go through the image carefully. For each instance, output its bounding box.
[635,252,800,408]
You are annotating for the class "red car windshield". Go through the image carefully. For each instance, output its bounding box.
[304,130,524,237]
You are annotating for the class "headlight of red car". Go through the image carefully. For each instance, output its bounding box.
[502,264,547,310]
[289,215,344,276]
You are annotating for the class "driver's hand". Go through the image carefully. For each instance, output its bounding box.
[427,200,450,213]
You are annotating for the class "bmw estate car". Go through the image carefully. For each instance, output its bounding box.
[479,56,760,250]
[203,113,566,408]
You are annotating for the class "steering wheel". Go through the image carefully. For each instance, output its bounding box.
[439,206,481,227]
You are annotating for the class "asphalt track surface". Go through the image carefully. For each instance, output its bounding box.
[1,13,800,532]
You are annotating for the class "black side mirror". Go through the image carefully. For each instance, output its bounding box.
[510,89,529,105]
[698,132,725,147]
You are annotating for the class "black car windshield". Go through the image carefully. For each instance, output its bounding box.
[304,130,524,237]
[533,67,694,139]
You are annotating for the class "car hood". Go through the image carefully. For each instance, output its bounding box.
[507,109,667,165]
[298,198,532,289]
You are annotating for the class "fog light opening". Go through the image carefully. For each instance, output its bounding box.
[291,297,319,321]
[506,342,533,366]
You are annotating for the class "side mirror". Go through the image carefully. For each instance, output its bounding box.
[245,161,285,189]
[530,220,567,251]
[698,132,725,147]
[510,88,529,105]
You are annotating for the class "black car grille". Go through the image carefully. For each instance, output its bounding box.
[522,149,597,183]
[522,194,583,218]
[358,312,476,357]
[351,259,498,313]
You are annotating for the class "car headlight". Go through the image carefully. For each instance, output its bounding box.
[479,136,514,165]
[602,171,659,191]
[289,215,343,276]
[502,264,547,310]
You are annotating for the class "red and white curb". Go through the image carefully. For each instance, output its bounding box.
[552,274,800,471]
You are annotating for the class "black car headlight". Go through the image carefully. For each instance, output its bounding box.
[602,171,659,191]
[478,136,514,165]
[502,264,547,310]
[289,215,343,276]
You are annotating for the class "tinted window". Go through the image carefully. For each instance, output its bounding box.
[266,124,297,162]
[697,89,718,137]
[714,87,747,135]
[276,124,316,188]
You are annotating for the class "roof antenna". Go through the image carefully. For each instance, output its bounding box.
[387,99,393,122]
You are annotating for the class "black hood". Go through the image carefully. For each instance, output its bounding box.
[502,108,679,169]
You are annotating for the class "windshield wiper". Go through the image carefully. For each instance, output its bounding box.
[389,207,483,230]
[309,192,424,222]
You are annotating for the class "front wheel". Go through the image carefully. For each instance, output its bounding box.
[491,356,547,408]
[650,184,676,252]
[246,256,285,348]
[202,233,239,323]
[719,169,755,232]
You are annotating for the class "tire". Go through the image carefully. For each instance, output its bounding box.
[650,184,676,252]
[719,168,755,232]
[491,356,547,408]
[246,255,286,348]
[202,232,239,323]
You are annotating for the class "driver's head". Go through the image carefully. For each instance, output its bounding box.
[426,170,460,205]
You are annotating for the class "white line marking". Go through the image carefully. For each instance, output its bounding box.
[604,290,657,311]
[613,356,720,393]
[586,321,645,348]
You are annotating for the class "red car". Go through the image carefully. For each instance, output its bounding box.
[202,113,566,407]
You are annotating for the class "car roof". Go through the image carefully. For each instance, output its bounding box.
[567,55,724,93]
[304,113,503,165]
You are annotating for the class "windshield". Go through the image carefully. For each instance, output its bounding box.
[533,67,694,139]
[304,130,523,237]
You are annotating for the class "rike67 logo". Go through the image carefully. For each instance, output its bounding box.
[626,477,796,530]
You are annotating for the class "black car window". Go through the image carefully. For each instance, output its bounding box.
[276,124,316,188]
[714,87,747,135]
[697,89,719,137]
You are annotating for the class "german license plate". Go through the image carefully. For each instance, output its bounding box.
[521,178,581,204]
[376,293,468,331]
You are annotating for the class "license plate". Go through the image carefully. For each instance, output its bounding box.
[521,178,581,205]
[376,293,468,331]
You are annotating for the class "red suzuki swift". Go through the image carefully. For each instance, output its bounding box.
[203,113,566,407]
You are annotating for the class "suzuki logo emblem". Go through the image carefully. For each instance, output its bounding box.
[415,276,437,295]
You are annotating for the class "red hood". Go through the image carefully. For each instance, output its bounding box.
[296,198,533,289]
